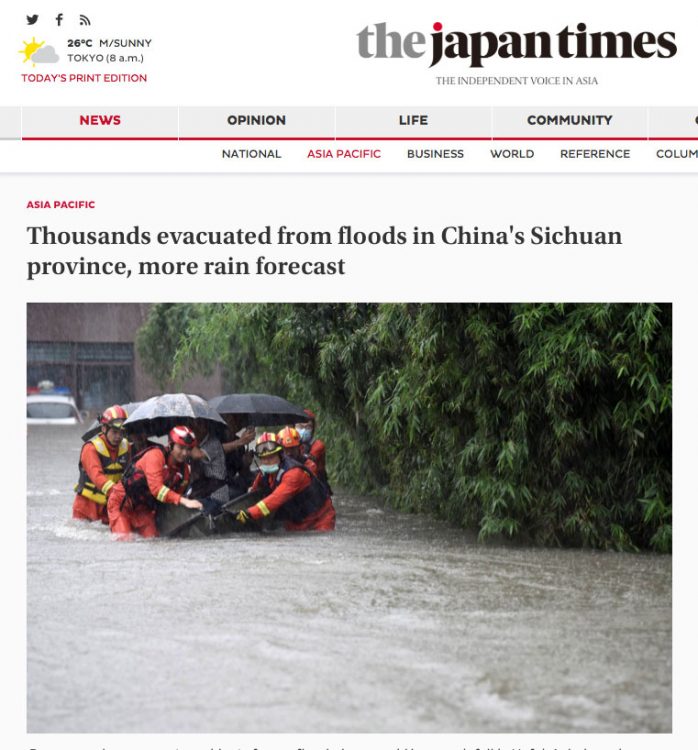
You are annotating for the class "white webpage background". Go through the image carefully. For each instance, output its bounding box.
[1,2,695,749]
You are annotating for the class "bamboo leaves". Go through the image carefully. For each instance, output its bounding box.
[137,302,671,551]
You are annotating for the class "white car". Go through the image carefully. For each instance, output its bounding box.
[27,394,84,425]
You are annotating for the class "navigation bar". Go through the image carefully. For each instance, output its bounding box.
[2,106,698,140]
[4,105,698,172]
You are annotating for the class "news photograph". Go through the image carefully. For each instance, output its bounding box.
[26,302,671,734]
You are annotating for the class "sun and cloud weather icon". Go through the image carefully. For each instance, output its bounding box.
[19,37,60,65]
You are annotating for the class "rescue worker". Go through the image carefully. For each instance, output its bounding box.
[295,409,330,486]
[236,433,335,532]
[73,405,130,523]
[107,425,203,539]
[276,426,318,472]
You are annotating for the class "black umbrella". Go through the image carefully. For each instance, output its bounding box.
[209,393,307,427]
[124,393,227,437]
[80,401,142,442]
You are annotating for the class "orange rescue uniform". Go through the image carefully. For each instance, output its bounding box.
[72,436,129,523]
[250,461,335,531]
[107,447,190,538]
[308,438,326,477]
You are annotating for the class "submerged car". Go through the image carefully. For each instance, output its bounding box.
[27,394,83,425]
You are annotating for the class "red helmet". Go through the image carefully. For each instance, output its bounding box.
[277,426,301,448]
[169,425,197,447]
[303,409,316,422]
[100,404,127,429]
[255,432,282,457]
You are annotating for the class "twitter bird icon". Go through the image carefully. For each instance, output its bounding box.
[27,15,39,25]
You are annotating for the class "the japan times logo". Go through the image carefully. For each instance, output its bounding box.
[357,22,677,68]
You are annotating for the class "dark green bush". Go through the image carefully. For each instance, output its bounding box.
[137,303,671,551]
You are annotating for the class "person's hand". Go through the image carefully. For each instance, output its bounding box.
[236,509,251,525]
[190,446,206,461]
[180,497,203,510]
[200,496,222,516]
[233,427,256,447]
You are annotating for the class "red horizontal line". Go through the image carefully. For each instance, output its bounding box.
[492,136,647,141]
[22,137,178,141]
[16,136,698,142]
[334,137,489,141]
[179,137,334,141]
[179,136,693,142]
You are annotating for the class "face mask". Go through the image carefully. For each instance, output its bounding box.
[259,462,280,474]
[298,428,312,443]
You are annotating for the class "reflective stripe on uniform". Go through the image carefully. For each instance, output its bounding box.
[101,479,115,495]
[156,486,170,502]
[256,501,271,517]
[76,487,108,505]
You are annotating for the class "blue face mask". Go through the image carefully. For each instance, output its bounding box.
[298,428,312,443]
[259,462,280,474]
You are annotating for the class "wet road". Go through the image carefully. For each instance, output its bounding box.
[27,425,671,733]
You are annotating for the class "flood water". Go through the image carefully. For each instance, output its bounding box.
[27,425,671,733]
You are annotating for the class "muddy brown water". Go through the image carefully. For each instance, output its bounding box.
[27,425,671,733]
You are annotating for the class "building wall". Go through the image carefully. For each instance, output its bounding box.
[27,303,223,408]
[27,303,153,343]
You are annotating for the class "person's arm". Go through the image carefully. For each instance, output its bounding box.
[304,454,319,474]
[309,439,326,473]
[142,451,201,508]
[247,468,310,521]
[222,426,256,453]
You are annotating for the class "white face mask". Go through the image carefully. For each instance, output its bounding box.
[259,462,280,474]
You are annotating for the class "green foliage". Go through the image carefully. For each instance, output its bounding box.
[138,303,672,551]
[136,303,207,388]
